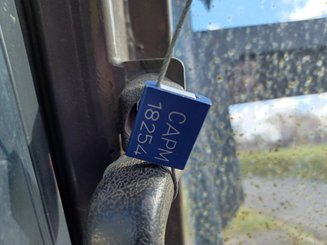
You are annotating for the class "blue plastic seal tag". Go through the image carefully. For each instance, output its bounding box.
[126,80,211,170]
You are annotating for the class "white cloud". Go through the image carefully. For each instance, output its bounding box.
[207,22,222,30]
[271,97,299,112]
[288,0,327,21]
[229,101,279,140]
[282,0,306,5]
[313,103,327,117]
[230,92,327,145]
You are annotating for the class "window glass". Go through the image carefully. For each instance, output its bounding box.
[228,94,327,244]
[0,42,45,245]
[191,0,327,31]
[172,0,327,244]
[0,2,71,243]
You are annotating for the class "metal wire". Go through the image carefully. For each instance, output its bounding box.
[156,0,193,86]
[156,0,193,197]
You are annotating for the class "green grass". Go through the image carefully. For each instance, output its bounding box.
[183,144,327,243]
[224,206,326,245]
[238,144,327,182]
[225,144,327,243]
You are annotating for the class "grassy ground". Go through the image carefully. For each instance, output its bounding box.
[224,206,325,245]
[238,144,327,182]
[223,144,327,243]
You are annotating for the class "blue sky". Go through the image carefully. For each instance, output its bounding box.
[191,0,327,31]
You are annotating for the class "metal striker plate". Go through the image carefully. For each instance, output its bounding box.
[126,80,211,170]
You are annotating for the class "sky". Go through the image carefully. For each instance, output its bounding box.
[191,0,327,31]
[229,93,327,142]
[189,0,327,142]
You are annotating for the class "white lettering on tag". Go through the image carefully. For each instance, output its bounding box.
[154,111,187,162]
[155,148,172,162]
[168,111,186,124]
[134,102,162,156]
[162,122,180,137]
[162,137,177,150]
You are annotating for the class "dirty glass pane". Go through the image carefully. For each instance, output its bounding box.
[172,0,327,244]
[0,39,45,245]
[228,95,327,244]
[191,0,327,31]
[0,1,71,244]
